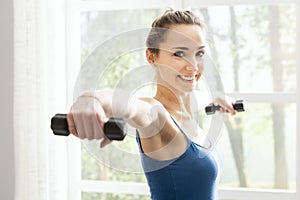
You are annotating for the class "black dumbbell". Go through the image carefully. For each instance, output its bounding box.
[50,114,127,140]
[205,99,245,115]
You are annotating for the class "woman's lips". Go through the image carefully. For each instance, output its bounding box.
[177,74,199,81]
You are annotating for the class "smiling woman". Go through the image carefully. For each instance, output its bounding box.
[68,9,237,200]
[147,24,205,93]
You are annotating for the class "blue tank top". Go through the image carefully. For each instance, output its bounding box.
[136,116,219,200]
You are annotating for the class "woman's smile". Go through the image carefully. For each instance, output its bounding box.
[177,72,200,81]
[177,75,195,81]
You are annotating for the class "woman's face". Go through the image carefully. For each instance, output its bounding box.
[153,24,205,93]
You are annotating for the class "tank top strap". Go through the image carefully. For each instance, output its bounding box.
[136,114,191,153]
[135,129,144,153]
[169,115,192,144]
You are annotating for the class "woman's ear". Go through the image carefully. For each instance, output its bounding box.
[146,49,156,64]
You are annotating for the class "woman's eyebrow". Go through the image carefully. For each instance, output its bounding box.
[172,45,205,50]
[172,47,189,50]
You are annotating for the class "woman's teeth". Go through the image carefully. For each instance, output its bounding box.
[178,75,195,81]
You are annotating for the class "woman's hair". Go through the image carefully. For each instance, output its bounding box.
[146,9,204,55]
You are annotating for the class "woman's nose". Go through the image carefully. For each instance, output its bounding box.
[185,65,198,71]
[184,57,199,72]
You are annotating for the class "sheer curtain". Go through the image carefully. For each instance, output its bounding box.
[14,0,73,199]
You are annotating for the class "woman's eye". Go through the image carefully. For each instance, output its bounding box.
[196,51,205,57]
[173,51,185,57]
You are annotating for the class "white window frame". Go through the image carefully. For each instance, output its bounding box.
[65,0,300,199]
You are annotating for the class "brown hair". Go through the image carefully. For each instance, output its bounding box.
[146,9,204,55]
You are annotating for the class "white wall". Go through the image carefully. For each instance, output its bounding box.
[0,0,15,199]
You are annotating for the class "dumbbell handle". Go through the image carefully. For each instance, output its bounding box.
[205,99,245,115]
[50,114,127,140]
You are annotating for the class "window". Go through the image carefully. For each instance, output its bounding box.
[189,4,298,199]
[66,0,300,199]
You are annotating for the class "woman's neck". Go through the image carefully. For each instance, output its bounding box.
[154,85,192,118]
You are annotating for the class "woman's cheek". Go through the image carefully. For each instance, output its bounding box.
[172,59,187,71]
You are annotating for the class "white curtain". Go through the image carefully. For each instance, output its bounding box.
[14,0,74,199]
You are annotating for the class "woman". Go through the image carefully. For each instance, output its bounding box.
[68,9,236,200]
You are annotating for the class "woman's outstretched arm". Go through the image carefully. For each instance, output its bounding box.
[67,89,168,147]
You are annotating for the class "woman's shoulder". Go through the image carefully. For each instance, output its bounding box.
[138,97,168,114]
[139,96,162,105]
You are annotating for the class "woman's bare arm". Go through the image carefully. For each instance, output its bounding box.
[67,89,169,144]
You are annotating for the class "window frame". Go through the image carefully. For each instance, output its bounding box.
[65,0,300,199]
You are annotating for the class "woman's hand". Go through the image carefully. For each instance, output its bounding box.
[214,96,236,115]
[66,95,112,148]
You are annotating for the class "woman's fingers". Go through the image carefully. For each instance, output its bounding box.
[67,112,79,137]
[215,97,236,115]
[100,137,112,148]
[68,96,107,140]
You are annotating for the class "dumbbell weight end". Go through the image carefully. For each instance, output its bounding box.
[50,114,127,141]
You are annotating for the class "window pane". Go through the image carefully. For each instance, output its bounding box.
[81,125,147,182]
[80,9,162,182]
[215,103,296,189]
[81,9,163,61]
[192,4,296,93]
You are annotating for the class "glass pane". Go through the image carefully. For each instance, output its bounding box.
[81,9,164,61]
[215,103,296,189]
[192,4,296,93]
[81,125,147,182]
[80,9,162,182]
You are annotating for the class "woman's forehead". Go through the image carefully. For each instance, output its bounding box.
[160,25,205,49]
